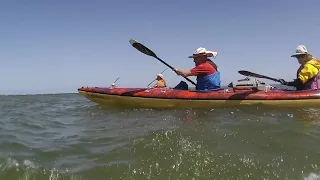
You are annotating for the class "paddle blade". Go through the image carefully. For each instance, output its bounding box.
[129,39,157,58]
[238,70,280,82]
[238,70,265,78]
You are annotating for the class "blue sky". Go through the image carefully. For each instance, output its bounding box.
[0,0,319,94]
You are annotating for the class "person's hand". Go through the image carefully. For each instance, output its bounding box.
[173,68,181,76]
[278,79,288,85]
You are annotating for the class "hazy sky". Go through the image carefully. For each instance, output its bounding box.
[0,0,319,94]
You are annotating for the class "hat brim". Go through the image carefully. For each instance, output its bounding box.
[291,53,307,57]
[188,52,217,58]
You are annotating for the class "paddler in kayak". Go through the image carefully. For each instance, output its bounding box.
[279,45,320,90]
[174,47,221,90]
[153,74,167,88]
[110,83,116,89]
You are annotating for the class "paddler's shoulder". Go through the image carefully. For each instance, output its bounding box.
[305,57,320,69]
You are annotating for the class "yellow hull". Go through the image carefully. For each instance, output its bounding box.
[78,90,320,109]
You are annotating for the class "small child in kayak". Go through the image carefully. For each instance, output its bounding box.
[110,83,116,89]
[153,74,167,88]
[279,45,320,90]
[174,47,221,91]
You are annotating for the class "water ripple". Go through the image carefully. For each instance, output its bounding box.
[1,94,320,179]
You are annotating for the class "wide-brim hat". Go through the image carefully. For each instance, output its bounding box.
[291,45,308,57]
[188,47,218,58]
[157,74,164,79]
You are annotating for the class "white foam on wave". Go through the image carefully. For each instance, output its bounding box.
[303,172,320,180]
[0,157,78,180]
[1,157,19,169]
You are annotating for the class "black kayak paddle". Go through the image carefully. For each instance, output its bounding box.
[109,77,120,88]
[129,39,197,86]
[238,70,282,83]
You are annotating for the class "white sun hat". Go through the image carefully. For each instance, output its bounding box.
[188,47,218,58]
[291,45,308,57]
[157,74,164,79]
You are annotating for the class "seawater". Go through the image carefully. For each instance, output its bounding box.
[0,93,320,179]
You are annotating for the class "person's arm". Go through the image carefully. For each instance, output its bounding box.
[280,64,318,89]
[153,81,159,88]
[279,79,302,88]
[174,69,193,77]
[174,64,211,77]
[298,64,318,84]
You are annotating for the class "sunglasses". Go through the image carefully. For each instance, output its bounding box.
[295,54,306,59]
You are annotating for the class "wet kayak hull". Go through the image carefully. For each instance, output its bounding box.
[78,87,320,109]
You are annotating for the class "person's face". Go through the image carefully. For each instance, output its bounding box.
[193,54,207,65]
[296,54,308,65]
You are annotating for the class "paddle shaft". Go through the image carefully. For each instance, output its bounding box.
[109,77,120,88]
[154,56,196,85]
[262,76,281,83]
